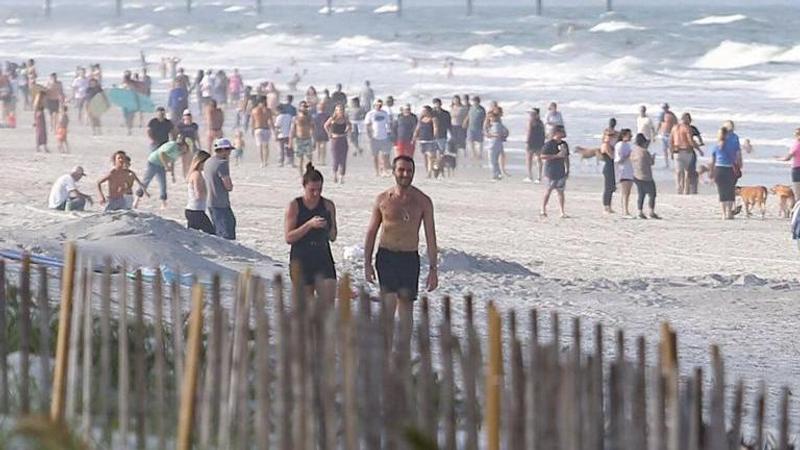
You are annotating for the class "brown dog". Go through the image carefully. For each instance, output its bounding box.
[573,146,601,170]
[735,185,768,218]
[432,153,456,178]
[770,184,796,218]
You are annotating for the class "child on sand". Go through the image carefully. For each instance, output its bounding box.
[56,105,70,153]
[97,150,148,211]
[233,129,245,166]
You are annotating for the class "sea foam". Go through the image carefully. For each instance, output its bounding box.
[461,44,523,60]
[688,14,748,26]
[694,40,783,69]
[589,21,646,33]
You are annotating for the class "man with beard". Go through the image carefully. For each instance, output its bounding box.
[364,155,438,331]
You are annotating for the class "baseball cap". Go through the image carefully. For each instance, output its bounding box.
[182,109,191,116]
[72,166,86,177]
[213,138,235,151]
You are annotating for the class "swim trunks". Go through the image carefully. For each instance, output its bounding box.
[294,138,313,157]
[254,128,271,147]
[375,248,420,301]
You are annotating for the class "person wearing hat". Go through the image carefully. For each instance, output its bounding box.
[176,109,200,177]
[134,135,190,209]
[48,166,93,211]
[204,137,236,240]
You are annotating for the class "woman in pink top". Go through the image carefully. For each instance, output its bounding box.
[777,127,800,201]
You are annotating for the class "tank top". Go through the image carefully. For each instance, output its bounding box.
[418,119,434,141]
[290,197,332,258]
[185,176,206,211]
[331,120,347,136]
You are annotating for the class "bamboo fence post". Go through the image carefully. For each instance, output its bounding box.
[254,277,272,450]
[358,288,380,449]
[569,316,582,450]
[217,308,233,450]
[290,267,311,450]
[235,273,255,450]
[19,254,32,414]
[65,265,86,423]
[687,368,703,450]
[81,264,93,441]
[118,262,130,450]
[485,301,502,450]
[378,295,393,450]
[526,309,539,450]
[134,270,147,450]
[709,345,726,450]
[199,274,222,448]
[277,275,294,450]
[338,275,357,450]
[462,294,480,450]
[590,323,603,450]
[441,296,457,450]
[607,362,623,450]
[508,311,526,450]
[170,276,184,399]
[778,386,790,450]
[51,242,77,423]
[38,265,51,413]
[729,380,744,450]
[99,259,112,445]
[755,381,766,450]
[660,323,679,450]
[417,296,436,440]
[176,284,205,450]
[629,336,647,450]
[153,270,167,450]
[0,259,7,415]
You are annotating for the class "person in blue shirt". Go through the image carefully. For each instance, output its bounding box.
[710,124,742,220]
[167,81,188,123]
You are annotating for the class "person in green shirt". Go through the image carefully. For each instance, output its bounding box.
[134,135,190,209]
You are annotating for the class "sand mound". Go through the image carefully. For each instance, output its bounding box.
[438,249,538,276]
[6,211,278,277]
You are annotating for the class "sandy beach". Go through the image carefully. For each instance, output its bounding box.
[1,103,798,427]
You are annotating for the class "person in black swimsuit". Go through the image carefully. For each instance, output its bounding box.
[284,163,338,300]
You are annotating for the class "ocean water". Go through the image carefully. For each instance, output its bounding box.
[1,1,799,183]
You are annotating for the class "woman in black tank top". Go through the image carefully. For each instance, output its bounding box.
[284,163,338,300]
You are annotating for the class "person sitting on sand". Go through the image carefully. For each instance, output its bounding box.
[48,166,93,211]
[134,135,191,210]
[284,162,338,301]
[97,150,148,212]
[540,125,570,218]
[185,150,215,234]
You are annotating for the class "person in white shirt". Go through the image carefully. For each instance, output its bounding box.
[48,166,93,211]
[545,101,564,138]
[636,105,656,147]
[365,99,392,176]
[71,67,89,125]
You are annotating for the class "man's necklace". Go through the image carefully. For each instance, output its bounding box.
[402,208,410,223]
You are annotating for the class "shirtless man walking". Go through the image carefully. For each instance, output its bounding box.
[290,101,315,174]
[204,99,224,151]
[364,155,438,329]
[670,112,701,195]
[250,96,275,167]
[658,103,677,168]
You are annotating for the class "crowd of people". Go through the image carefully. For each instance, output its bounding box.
[11,55,800,306]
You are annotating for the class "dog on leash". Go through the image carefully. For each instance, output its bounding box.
[432,153,457,178]
[770,184,796,218]
[735,185,768,218]
[573,146,601,170]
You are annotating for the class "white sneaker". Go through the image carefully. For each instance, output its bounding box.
[534,178,541,184]
[523,177,532,183]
